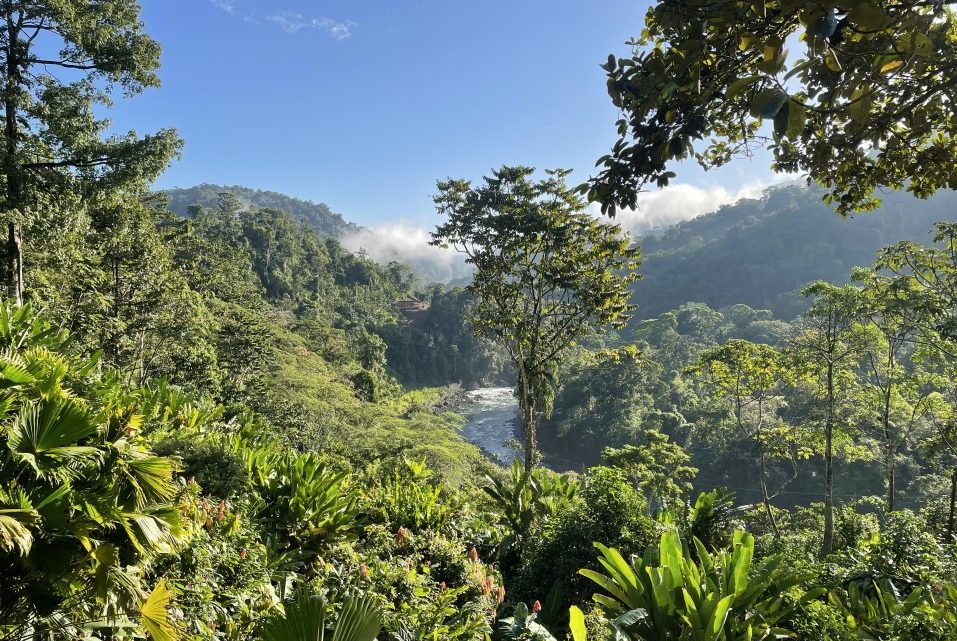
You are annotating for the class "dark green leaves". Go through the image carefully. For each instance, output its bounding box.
[589,1,957,216]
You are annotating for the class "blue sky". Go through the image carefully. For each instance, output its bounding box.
[112,0,776,228]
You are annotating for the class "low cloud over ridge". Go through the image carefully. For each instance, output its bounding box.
[610,181,775,235]
[340,223,472,284]
[345,182,779,284]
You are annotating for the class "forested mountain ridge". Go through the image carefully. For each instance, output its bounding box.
[164,183,362,238]
[634,184,957,319]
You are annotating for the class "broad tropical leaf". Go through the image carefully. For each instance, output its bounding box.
[7,397,99,479]
[259,593,382,641]
[140,579,177,641]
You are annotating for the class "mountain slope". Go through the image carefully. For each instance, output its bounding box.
[633,185,957,319]
[164,183,361,238]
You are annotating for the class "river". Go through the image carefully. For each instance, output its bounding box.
[458,387,522,466]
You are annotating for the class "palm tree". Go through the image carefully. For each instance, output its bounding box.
[0,301,184,641]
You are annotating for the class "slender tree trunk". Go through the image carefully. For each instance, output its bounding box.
[948,469,957,543]
[883,347,895,512]
[522,400,537,472]
[6,220,20,304]
[822,360,835,557]
[759,449,780,537]
[3,11,23,305]
[753,397,780,537]
[517,355,537,470]
[886,442,896,512]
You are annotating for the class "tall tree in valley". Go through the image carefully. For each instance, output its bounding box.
[603,430,697,514]
[0,1,180,304]
[790,281,866,555]
[689,339,803,536]
[913,343,957,542]
[852,266,921,512]
[431,166,641,469]
[877,223,957,536]
[545,346,666,462]
[588,1,957,216]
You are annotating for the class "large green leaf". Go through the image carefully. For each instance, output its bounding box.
[332,597,383,641]
[259,594,382,641]
[569,606,587,641]
[140,579,177,641]
[7,397,99,478]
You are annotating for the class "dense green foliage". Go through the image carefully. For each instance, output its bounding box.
[589,0,957,216]
[165,184,361,240]
[10,176,957,640]
[4,2,957,640]
[0,0,182,305]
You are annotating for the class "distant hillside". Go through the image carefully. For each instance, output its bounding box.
[633,185,957,320]
[163,183,361,238]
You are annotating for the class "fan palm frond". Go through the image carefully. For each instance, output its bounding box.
[119,456,178,509]
[7,397,99,480]
[140,579,177,641]
[259,593,382,641]
[0,508,37,555]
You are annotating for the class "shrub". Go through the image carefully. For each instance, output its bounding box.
[511,467,655,608]
[364,457,465,535]
[154,438,250,499]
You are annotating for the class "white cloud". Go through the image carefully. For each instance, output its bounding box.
[209,0,236,13]
[343,181,787,283]
[607,180,779,235]
[266,12,355,40]
[208,2,355,40]
[341,223,472,284]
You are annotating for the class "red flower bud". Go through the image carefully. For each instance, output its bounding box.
[532,600,542,613]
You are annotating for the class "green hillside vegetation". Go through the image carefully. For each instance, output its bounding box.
[635,184,957,320]
[165,184,362,239]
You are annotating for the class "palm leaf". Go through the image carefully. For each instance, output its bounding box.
[7,397,99,479]
[140,579,177,641]
[0,509,36,554]
[0,357,37,387]
[259,594,382,641]
[332,597,382,641]
[121,456,177,509]
[260,593,326,641]
[119,508,181,554]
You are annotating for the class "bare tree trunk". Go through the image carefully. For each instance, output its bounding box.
[948,469,957,543]
[883,348,895,512]
[6,220,20,304]
[822,360,835,557]
[760,449,780,537]
[3,11,23,305]
[517,354,537,470]
[886,442,896,513]
[522,399,537,472]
